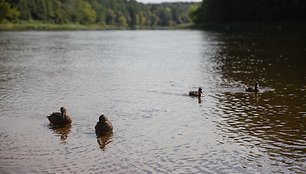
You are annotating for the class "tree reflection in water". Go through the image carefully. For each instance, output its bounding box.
[96,132,113,151]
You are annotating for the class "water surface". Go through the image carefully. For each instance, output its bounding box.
[0,30,305,173]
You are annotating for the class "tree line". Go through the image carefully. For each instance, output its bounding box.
[192,0,306,24]
[0,0,199,28]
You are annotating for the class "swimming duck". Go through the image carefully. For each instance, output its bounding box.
[47,107,72,127]
[245,82,259,92]
[189,87,203,97]
[95,115,113,134]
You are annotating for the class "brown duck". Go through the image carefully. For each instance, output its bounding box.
[95,115,113,134]
[47,107,72,127]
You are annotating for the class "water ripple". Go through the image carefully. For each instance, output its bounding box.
[0,31,305,173]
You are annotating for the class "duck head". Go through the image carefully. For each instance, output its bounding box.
[255,82,259,90]
[60,107,66,119]
[198,87,202,96]
[99,115,107,122]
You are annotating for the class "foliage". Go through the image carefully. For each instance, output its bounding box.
[193,0,306,24]
[0,0,19,21]
[0,0,199,28]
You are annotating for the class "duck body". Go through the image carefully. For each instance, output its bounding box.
[189,87,203,97]
[245,82,259,92]
[47,107,72,127]
[189,91,199,97]
[95,115,113,134]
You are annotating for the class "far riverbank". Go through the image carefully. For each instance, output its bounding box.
[191,22,306,32]
[0,22,193,31]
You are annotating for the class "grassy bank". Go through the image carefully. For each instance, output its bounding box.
[0,22,126,31]
[0,21,194,31]
[4,21,304,32]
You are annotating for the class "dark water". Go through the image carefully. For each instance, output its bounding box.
[0,30,305,173]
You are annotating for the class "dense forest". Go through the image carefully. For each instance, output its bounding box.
[0,0,199,28]
[193,0,306,24]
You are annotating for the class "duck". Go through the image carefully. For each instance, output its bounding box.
[47,107,72,127]
[245,82,259,92]
[95,115,113,134]
[189,87,203,97]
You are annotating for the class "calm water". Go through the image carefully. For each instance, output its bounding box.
[0,30,305,173]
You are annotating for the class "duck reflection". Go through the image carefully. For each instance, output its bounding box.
[49,124,71,143]
[253,91,259,101]
[96,132,113,151]
[198,97,202,103]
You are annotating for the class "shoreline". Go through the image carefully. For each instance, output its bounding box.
[1,22,305,32]
[0,22,193,31]
[191,22,306,32]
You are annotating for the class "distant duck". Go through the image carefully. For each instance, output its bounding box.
[95,115,113,134]
[245,82,259,92]
[189,87,203,97]
[47,107,72,127]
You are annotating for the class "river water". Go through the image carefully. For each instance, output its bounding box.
[0,30,305,173]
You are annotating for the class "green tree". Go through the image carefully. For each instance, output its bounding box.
[106,9,116,25]
[31,0,47,21]
[0,0,19,21]
[74,0,96,24]
[188,3,200,22]
[116,12,128,27]
[81,0,96,24]
[159,7,172,26]
[193,0,306,24]
[138,11,146,25]
[1,0,199,28]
